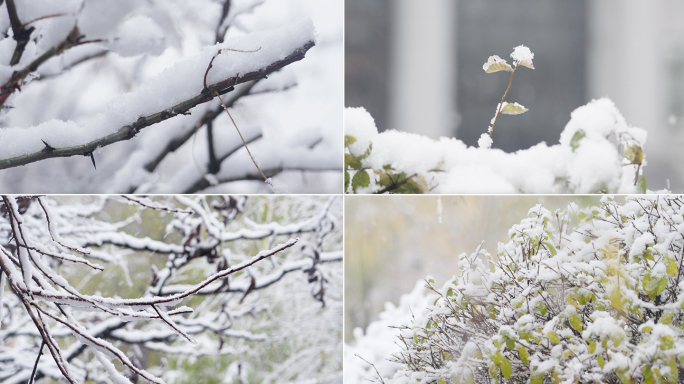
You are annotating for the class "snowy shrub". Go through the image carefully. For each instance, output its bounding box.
[364,195,684,384]
[345,45,650,194]
[0,0,342,193]
[0,195,342,383]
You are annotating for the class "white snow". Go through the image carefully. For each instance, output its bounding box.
[477,133,492,149]
[482,55,510,72]
[344,107,378,157]
[511,45,534,68]
[345,98,651,194]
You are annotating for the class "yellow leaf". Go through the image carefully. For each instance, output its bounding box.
[500,102,529,115]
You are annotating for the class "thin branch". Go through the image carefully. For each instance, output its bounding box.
[489,66,517,138]
[1,27,82,107]
[142,79,261,174]
[184,165,340,194]
[28,340,45,384]
[5,0,35,66]
[0,40,314,170]
[215,91,268,182]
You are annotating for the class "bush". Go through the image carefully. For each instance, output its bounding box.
[382,196,684,384]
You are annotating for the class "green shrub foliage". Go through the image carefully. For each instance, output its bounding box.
[390,196,684,384]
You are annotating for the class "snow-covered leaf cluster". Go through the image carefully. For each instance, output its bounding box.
[344,98,652,194]
[0,195,342,383]
[351,195,684,384]
[0,0,342,193]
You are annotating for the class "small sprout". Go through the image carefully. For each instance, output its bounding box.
[481,45,535,143]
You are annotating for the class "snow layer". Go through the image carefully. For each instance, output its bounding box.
[511,44,534,68]
[345,98,650,194]
[0,20,315,162]
[0,0,342,194]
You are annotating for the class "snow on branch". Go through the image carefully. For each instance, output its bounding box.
[0,195,342,383]
[0,21,316,170]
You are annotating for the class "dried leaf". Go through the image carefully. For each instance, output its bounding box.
[483,55,513,73]
[500,102,529,115]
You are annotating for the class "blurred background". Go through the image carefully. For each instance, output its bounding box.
[345,0,684,191]
[344,195,603,342]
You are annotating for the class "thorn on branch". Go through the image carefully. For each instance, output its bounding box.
[41,140,55,152]
[218,86,234,96]
[84,152,96,169]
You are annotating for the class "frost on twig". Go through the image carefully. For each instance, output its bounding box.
[0,195,342,382]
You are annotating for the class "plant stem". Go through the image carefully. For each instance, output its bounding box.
[489,65,517,138]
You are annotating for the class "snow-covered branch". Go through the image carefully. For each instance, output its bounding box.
[0,28,315,170]
[0,0,342,193]
[0,195,342,383]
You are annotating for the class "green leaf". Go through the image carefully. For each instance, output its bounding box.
[665,256,677,276]
[344,135,357,148]
[544,242,557,256]
[660,312,673,325]
[569,312,583,332]
[597,354,605,368]
[570,130,586,151]
[617,368,631,384]
[612,333,623,348]
[577,212,587,220]
[438,378,446,384]
[642,365,655,384]
[660,335,675,350]
[656,276,668,296]
[500,102,528,115]
[446,288,454,297]
[610,285,623,310]
[536,301,548,316]
[530,373,544,384]
[344,171,350,192]
[588,339,596,354]
[345,153,362,170]
[393,178,423,194]
[516,345,530,365]
[500,356,512,379]
[624,145,644,164]
[351,170,370,193]
[489,363,498,379]
[637,175,647,194]
[505,338,515,350]
[547,331,560,344]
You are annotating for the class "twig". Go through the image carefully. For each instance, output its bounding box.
[489,66,516,138]
[354,354,386,384]
[215,91,268,182]
[28,340,45,384]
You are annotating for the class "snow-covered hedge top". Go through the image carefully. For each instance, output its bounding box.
[366,195,684,384]
[345,98,654,194]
